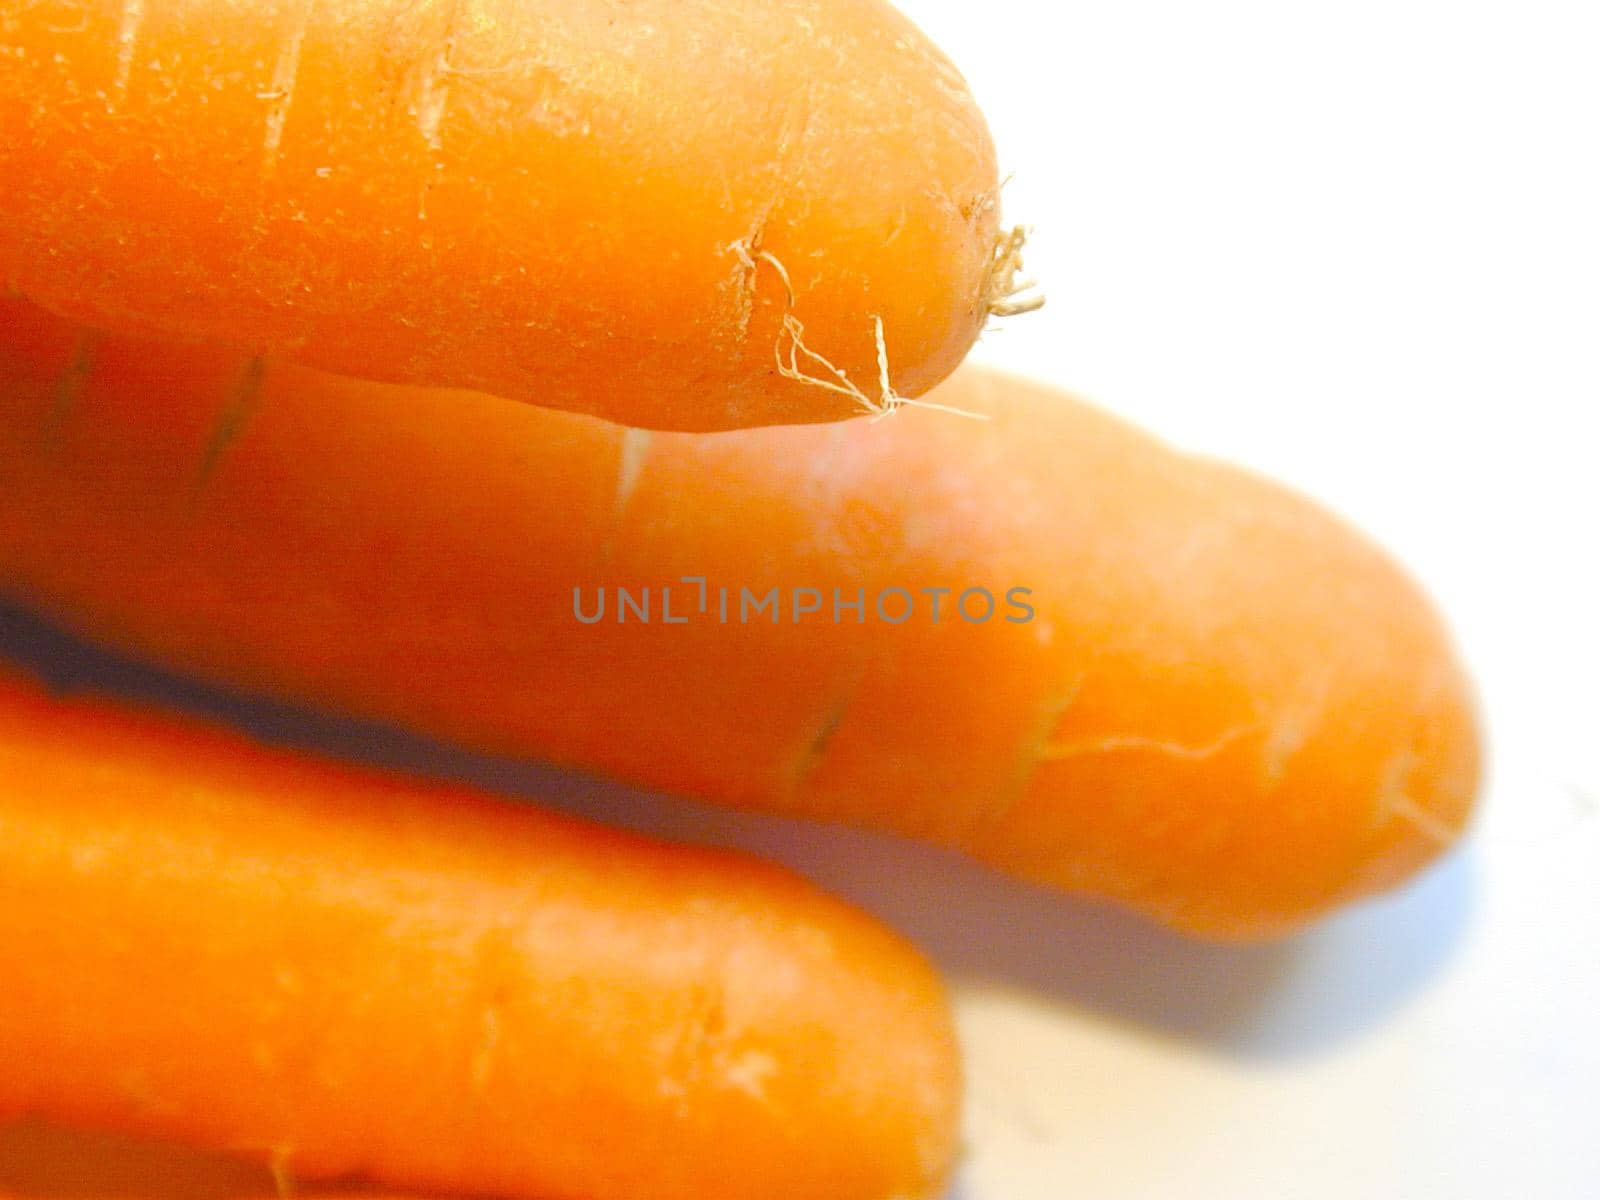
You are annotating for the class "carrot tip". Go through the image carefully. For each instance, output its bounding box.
[731,245,986,422]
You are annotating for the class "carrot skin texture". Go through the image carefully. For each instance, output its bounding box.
[0,0,1000,430]
[0,664,960,1200]
[0,298,1480,937]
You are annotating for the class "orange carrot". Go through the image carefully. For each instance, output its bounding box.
[0,1117,396,1200]
[1,1196,405,1200]
[0,0,1021,430]
[0,658,961,1200]
[0,297,1479,938]
[0,1114,403,1200]
[0,1118,278,1200]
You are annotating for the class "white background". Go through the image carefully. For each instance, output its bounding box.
[896,1,1600,1195]
[3,2,1594,1197]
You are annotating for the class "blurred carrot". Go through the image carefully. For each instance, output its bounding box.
[0,1195,403,1200]
[0,297,1478,937]
[0,1114,405,1200]
[0,1118,276,1200]
[0,659,960,1200]
[0,0,1019,430]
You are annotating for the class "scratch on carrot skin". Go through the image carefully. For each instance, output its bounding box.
[1372,665,1459,846]
[466,928,515,1094]
[1374,744,1455,847]
[884,207,909,246]
[1038,723,1253,764]
[978,673,1089,830]
[597,427,651,566]
[1259,712,1312,789]
[725,87,810,345]
[787,639,876,803]
[613,427,651,520]
[1257,670,1331,788]
[260,0,314,177]
[415,0,465,152]
[727,212,775,344]
[194,356,267,492]
[41,328,97,448]
[777,83,815,164]
[1386,793,1456,847]
[264,1145,295,1200]
[788,687,853,800]
[415,64,450,152]
[111,0,144,108]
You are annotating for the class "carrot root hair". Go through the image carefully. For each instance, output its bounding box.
[730,242,986,422]
[983,224,1044,319]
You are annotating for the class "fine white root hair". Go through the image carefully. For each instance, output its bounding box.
[983,224,1045,319]
[730,241,986,421]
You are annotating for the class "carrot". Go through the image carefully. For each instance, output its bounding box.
[0,0,1023,430]
[0,658,961,1200]
[0,1118,279,1200]
[0,1124,402,1200]
[0,1114,403,1200]
[0,297,1479,938]
[1,1196,402,1200]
